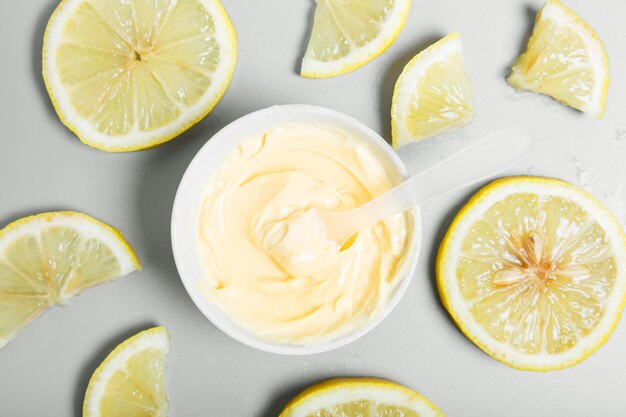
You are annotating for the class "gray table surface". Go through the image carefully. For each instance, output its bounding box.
[1,0,626,415]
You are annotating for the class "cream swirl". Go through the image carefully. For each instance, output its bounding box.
[197,123,410,344]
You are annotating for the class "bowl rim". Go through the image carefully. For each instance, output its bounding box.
[171,104,422,355]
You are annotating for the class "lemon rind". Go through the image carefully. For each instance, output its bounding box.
[437,176,626,371]
[279,378,444,417]
[42,0,238,152]
[301,0,412,78]
[507,0,609,118]
[83,327,169,417]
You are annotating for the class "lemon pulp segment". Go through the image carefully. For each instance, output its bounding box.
[84,327,169,417]
[392,33,474,148]
[507,0,609,117]
[279,378,444,417]
[302,0,411,78]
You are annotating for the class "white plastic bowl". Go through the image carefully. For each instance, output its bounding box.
[171,104,422,355]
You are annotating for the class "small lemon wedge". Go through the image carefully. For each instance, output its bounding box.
[437,177,626,371]
[301,0,412,78]
[0,212,140,349]
[391,33,474,148]
[43,0,237,151]
[84,327,169,417]
[279,378,444,417]
[507,0,609,118]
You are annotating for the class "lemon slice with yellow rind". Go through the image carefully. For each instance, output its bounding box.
[43,0,237,151]
[437,177,626,371]
[301,0,412,78]
[507,0,609,118]
[84,327,169,417]
[279,378,444,417]
[391,33,474,148]
[0,211,140,349]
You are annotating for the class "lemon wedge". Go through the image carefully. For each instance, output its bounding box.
[391,33,474,148]
[0,212,140,349]
[279,378,444,417]
[507,0,609,118]
[301,0,412,78]
[43,0,237,152]
[84,327,169,417]
[437,177,626,371]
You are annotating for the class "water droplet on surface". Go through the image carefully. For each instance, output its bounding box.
[564,155,626,226]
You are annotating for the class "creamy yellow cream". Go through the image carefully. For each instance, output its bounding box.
[197,123,410,344]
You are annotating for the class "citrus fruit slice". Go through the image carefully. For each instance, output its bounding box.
[0,212,140,349]
[301,0,412,78]
[391,33,474,148]
[507,0,609,118]
[84,327,169,417]
[43,0,237,152]
[437,177,626,371]
[279,378,444,417]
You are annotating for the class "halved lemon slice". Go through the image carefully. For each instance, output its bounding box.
[43,0,237,151]
[84,327,169,417]
[507,0,609,118]
[0,212,140,349]
[279,378,444,417]
[437,177,626,371]
[301,0,412,78]
[391,33,474,148]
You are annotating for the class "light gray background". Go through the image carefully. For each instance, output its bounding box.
[1,0,626,415]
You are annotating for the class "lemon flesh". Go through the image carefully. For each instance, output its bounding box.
[391,33,474,148]
[43,0,237,151]
[84,327,169,417]
[279,378,444,417]
[438,177,626,371]
[507,0,609,118]
[301,0,411,78]
[0,212,140,349]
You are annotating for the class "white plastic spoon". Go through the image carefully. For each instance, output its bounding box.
[323,127,535,244]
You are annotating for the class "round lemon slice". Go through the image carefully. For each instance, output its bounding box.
[507,0,609,118]
[279,378,444,417]
[43,0,237,152]
[437,177,626,371]
[301,0,412,78]
[391,33,475,148]
[0,212,140,349]
[84,327,169,417]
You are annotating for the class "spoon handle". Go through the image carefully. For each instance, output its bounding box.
[332,127,535,231]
